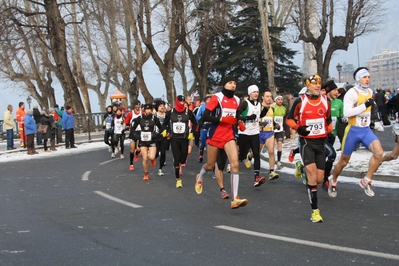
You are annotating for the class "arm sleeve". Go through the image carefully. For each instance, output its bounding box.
[343,88,367,118]
[202,109,220,123]
[130,117,140,131]
[189,111,197,132]
[286,98,302,130]
[237,101,249,121]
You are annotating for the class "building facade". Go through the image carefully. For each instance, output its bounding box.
[366,50,399,90]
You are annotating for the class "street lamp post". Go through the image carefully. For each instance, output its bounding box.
[168,69,175,106]
[336,63,342,83]
[26,95,32,109]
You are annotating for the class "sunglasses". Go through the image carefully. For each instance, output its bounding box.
[306,75,322,86]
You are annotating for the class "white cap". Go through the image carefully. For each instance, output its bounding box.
[248,85,259,95]
[274,95,283,102]
[299,87,308,95]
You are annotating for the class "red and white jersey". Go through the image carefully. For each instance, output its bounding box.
[298,94,328,138]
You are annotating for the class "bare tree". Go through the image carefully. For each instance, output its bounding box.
[292,0,386,80]
[137,0,187,105]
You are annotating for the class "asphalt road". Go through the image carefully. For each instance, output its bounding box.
[1,144,398,266]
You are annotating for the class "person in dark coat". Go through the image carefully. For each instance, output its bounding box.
[40,110,52,152]
[33,105,43,145]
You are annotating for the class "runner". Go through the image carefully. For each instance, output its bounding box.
[329,67,384,198]
[103,105,114,152]
[272,95,287,170]
[237,85,266,187]
[194,76,248,209]
[124,100,142,171]
[163,95,197,188]
[110,108,125,159]
[195,96,212,163]
[154,100,169,176]
[286,74,333,223]
[259,90,280,180]
[129,103,165,180]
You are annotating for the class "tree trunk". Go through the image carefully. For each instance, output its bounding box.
[44,0,84,114]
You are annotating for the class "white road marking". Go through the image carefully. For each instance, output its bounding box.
[82,171,91,181]
[94,191,143,208]
[99,158,119,165]
[17,231,30,233]
[215,225,399,261]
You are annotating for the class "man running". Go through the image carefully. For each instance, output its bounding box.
[272,95,287,170]
[287,74,333,223]
[163,95,197,188]
[237,85,266,187]
[329,67,383,198]
[124,100,142,171]
[194,76,248,209]
[154,100,169,176]
[259,90,280,180]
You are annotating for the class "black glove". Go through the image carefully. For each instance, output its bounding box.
[246,114,257,121]
[297,126,310,136]
[327,132,334,140]
[364,98,374,108]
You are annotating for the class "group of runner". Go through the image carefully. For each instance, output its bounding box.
[101,67,399,221]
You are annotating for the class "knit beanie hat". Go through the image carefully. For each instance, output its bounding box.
[247,85,259,95]
[322,80,338,93]
[220,76,237,87]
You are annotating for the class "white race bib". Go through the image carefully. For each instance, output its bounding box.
[114,123,123,134]
[173,122,186,134]
[140,131,152,141]
[221,108,236,117]
[356,113,370,127]
[106,122,111,129]
[305,118,325,136]
[274,116,283,131]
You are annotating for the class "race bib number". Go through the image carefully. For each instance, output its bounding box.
[305,118,325,136]
[331,117,337,130]
[140,131,152,141]
[221,108,236,117]
[274,116,283,131]
[115,123,123,134]
[356,113,370,127]
[173,122,186,134]
[105,122,111,129]
[261,117,273,131]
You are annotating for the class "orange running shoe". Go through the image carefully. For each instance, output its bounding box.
[143,173,149,181]
[129,164,134,171]
[150,160,156,167]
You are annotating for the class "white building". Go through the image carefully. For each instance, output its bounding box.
[366,50,399,90]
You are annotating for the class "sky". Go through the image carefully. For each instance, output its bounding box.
[1,0,398,119]
[1,139,398,190]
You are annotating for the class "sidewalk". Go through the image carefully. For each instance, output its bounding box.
[260,134,399,183]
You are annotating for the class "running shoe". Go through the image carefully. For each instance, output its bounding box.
[108,146,112,152]
[276,161,283,170]
[111,152,115,158]
[212,172,216,179]
[220,189,230,199]
[359,178,375,197]
[322,180,329,191]
[176,179,183,188]
[181,163,186,167]
[261,145,267,153]
[134,150,140,162]
[294,160,303,178]
[231,196,248,209]
[199,155,203,163]
[310,209,323,223]
[247,151,253,161]
[129,164,134,171]
[143,173,149,181]
[328,177,337,198]
[150,160,156,167]
[226,164,231,173]
[254,176,266,187]
[120,154,124,159]
[158,169,164,176]
[195,174,203,194]
[288,148,295,162]
[269,171,279,180]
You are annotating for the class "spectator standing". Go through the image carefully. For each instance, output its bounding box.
[39,110,52,152]
[16,102,26,147]
[33,105,43,145]
[62,105,77,149]
[4,104,16,150]
[24,110,38,155]
[54,104,64,143]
